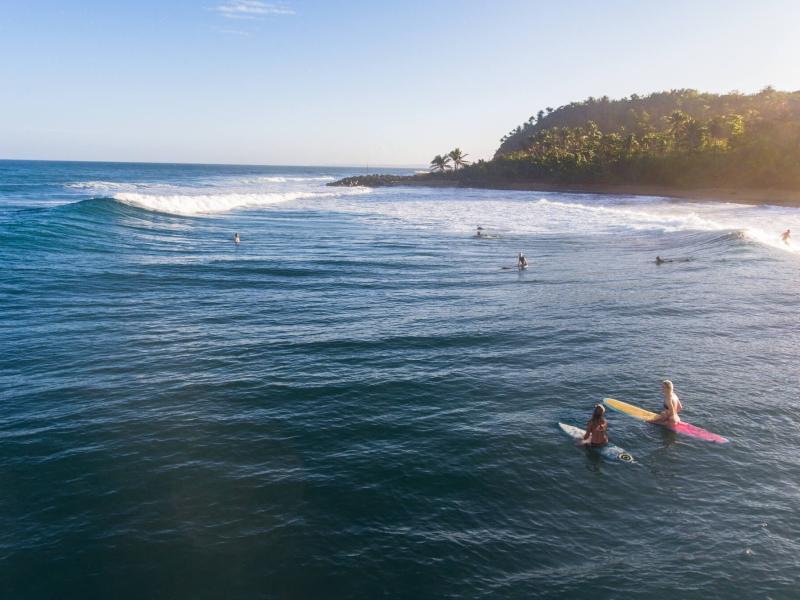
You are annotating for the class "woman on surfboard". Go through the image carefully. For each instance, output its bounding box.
[649,379,682,425]
[580,404,608,448]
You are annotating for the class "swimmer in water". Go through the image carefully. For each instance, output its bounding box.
[234,232,240,245]
[649,379,683,425]
[579,404,608,448]
[518,251,529,269]
[655,256,673,265]
[781,229,791,246]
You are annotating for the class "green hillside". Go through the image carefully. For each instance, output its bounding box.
[458,88,800,189]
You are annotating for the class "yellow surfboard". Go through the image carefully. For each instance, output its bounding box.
[604,397,729,443]
[604,398,658,420]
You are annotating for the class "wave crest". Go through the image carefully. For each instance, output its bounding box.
[67,181,144,191]
[227,176,336,184]
[113,187,370,216]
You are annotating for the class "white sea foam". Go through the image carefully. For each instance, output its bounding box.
[311,188,800,254]
[76,172,800,255]
[263,176,335,182]
[69,170,365,216]
[203,175,336,185]
[115,191,307,215]
[68,176,332,192]
[67,181,144,191]
[67,181,182,192]
[741,227,799,253]
[113,187,370,216]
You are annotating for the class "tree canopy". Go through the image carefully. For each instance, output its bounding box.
[460,88,800,189]
[429,148,470,173]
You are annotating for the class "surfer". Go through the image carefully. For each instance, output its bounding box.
[477,226,483,238]
[649,379,682,425]
[580,404,608,448]
[234,232,240,245]
[655,256,673,265]
[781,229,791,246]
[518,251,529,269]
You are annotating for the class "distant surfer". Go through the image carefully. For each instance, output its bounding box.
[655,255,672,265]
[477,226,484,238]
[649,379,683,425]
[781,229,791,246]
[579,404,608,448]
[234,232,240,245]
[518,251,529,269]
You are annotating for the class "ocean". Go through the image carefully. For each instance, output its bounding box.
[1,160,799,599]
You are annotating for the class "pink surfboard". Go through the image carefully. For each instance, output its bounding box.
[604,397,729,444]
[668,421,728,444]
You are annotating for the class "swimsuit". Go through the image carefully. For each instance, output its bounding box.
[586,420,608,447]
[665,395,682,412]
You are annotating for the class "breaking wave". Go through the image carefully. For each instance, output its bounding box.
[317,190,800,254]
[228,176,336,184]
[67,181,163,191]
[58,176,800,255]
[112,187,370,216]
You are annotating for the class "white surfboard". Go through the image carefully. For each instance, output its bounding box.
[558,422,635,463]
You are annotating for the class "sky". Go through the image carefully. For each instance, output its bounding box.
[1,0,799,166]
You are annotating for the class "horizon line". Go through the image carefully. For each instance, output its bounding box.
[0,157,428,170]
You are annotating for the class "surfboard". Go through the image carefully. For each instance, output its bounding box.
[558,422,635,463]
[603,398,728,443]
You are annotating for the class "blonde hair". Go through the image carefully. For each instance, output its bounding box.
[662,380,680,407]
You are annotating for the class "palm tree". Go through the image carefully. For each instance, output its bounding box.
[430,154,451,173]
[448,148,469,171]
[684,120,708,151]
[666,110,691,147]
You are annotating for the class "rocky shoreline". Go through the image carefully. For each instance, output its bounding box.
[328,174,800,208]
[327,174,451,188]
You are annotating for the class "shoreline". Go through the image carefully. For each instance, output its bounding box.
[329,175,800,208]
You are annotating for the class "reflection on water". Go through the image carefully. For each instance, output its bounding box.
[1,160,799,599]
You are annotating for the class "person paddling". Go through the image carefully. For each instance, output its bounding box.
[580,404,608,448]
[649,379,683,425]
[518,251,529,269]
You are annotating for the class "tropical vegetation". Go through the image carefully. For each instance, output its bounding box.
[430,148,469,172]
[457,88,800,189]
[448,148,469,171]
[429,154,451,173]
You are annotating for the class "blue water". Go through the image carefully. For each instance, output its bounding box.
[1,160,799,599]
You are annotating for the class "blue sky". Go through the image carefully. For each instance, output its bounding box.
[1,0,798,166]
